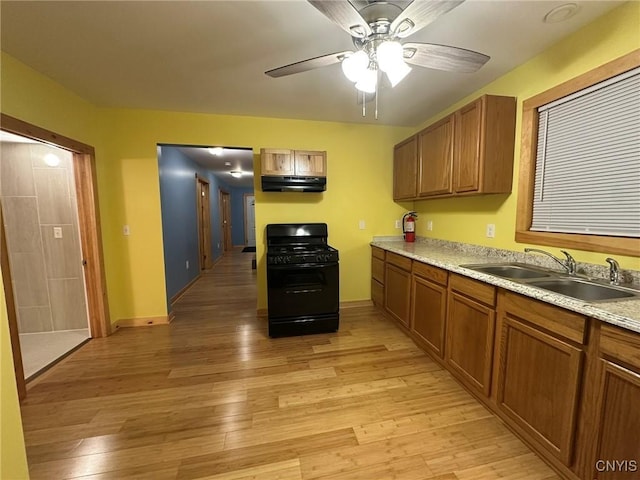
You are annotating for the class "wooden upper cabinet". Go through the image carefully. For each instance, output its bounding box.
[454,99,482,192]
[393,136,418,200]
[260,149,326,177]
[293,150,326,176]
[454,95,517,195]
[418,115,454,197]
[393,94,516,200]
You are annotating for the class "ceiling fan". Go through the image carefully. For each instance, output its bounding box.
[265,0,490,117]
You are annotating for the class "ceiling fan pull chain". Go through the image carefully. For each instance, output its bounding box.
[362,91,366,117]
[375,77,379,120]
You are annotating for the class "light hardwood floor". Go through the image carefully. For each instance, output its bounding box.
[21,250,560,480]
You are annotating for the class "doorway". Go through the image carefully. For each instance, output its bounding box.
[196,176,212,270]
[219,190,232,253]
[244,194,256,247]
[0,114,110,397]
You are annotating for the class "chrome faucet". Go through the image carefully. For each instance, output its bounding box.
[524,248,577,275]
[605,257,621,285]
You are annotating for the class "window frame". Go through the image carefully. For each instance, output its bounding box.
[515,49,640,257]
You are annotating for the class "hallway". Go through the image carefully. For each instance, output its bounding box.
[19,250,558,480]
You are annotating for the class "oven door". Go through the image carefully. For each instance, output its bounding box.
[267,262,339,319]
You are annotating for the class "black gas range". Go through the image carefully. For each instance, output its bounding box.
[265,223,339,337]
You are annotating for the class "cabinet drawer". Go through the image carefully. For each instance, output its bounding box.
[450,273,495,307]
[499,291,587,345]
[599,323,640,368]
[386,252,412,271]
[372,257,385,284]
[371,246,386,260]
[371,279,384,307]
[412,262,448,286]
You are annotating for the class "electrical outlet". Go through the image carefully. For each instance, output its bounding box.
[123,225,130,236]
[358,220,366,230]
[53,226,63,239]
[186,260,190,269]
[427,220,433,231]
[395,219,402,229]
[486,223,496,238]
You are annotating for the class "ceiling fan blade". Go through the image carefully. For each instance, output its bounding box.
[390,0,464,38]
[308,0,372,38]
[403,43,489,73]
[266,51,352,78]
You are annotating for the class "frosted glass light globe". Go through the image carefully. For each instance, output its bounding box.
[341,51,369,82]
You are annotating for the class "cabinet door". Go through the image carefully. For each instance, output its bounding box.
[496,315,583,466]
[261,149,294,176]
[294,150,326,176]
[385,263,411,328]
[393,136,418,200]
[411,275,447,358]
[418,115,454,196]
[589,361,640,479]
[454,99,482,193]
[371,253,385,307]
[446,291,495,395]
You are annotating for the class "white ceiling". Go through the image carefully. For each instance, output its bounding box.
[173,145,255,188]
[0,1,622,127]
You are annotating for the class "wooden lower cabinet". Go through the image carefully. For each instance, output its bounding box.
[445,274,496,396]
[582,324,640,480]
[385,261,411,328]
[371,247,385,307]
[411,263,448,358]
[370,248,640,480]
[496,291,587,475]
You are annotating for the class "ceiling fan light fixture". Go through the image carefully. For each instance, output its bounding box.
[342,50,369,82]
[377,40,403,72]
[355,67,377,93]
[385,62,411,87]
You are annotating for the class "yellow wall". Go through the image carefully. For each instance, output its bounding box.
[100,109,412,313]
[0,268,29,479]
[0,2,639,472]
[410,1,640,270]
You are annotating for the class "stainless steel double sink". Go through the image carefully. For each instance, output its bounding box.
[459,262,640,303]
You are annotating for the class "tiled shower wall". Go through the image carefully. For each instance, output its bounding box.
[0,142,88,333]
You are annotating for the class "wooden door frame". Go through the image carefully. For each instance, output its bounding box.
[196,175,212,269]
[243,193,255,246]
[218,189,232,253]
[0,207,26,401]
[1,114,111,345]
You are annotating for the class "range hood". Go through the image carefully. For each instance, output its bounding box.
[261,175,326,192]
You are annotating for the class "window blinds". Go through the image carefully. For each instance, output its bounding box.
[531,67,640,238]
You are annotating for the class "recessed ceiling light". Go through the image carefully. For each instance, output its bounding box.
[44,153,60,166]
[208,147,224,156]
[230,171,243,178]
[224,161,231,166]
[544,3,580,23]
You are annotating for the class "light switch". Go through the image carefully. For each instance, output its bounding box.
[358,220,366,230]
[53,227,63,239]
[123,225,130,236]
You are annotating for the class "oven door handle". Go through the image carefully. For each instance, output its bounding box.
[268,262,338,269]
[285,288,323,295]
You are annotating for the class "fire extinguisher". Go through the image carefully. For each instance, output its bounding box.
[403,211,417,243]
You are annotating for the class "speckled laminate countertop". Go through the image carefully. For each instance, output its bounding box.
[371,239,640,334]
